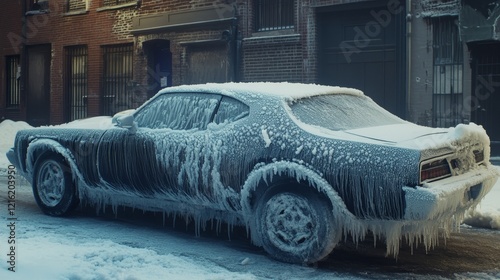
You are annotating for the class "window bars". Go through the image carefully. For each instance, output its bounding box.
[6,56,21,108]
[102,0,134,6]
[65,46,88,121]
[255,0,294,31]
[101,44,133,116]
[67,0,86,12]
[432,16,464,127]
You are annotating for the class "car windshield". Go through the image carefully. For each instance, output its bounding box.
[289,94,405,131]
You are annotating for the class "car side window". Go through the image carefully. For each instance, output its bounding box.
[135,93,221,130]
[213,96,249,124]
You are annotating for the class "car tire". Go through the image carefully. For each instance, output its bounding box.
[32,153,79,216]
[255,186,338,264]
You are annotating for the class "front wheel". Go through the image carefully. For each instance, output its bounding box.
[255,187,339,264]
[32,154,79,216]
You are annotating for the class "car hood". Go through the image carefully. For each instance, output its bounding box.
[52,116,114,130]
[345,123,449,144]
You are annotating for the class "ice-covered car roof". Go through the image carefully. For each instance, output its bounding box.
[156,82,364,102]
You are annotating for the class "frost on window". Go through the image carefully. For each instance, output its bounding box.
[135,93,221,130]
[213,97,249,124]
[289,94,404,131]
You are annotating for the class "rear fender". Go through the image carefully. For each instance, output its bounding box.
[239,161,357,246]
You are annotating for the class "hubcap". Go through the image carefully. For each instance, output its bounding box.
[36,160,65,207]
[263,193,318,253]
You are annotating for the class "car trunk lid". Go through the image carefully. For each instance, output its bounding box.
[344,123,449,145]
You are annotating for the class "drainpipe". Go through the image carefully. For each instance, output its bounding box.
[223,16,239,82]
[231,17,240,82]
[20,0,27,120]
[222,4,240,83]
[406,0,412,121]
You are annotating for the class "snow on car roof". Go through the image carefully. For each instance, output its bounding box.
[156,82,364,101]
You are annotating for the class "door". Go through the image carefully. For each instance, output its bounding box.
[143,39,172,98]
[184,43,229,84]
[470,42,500,155]
[97,93,223,201]
[317,3,406,117]
[27,44,51,126]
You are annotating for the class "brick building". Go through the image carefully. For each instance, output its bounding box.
[0,0,499,153]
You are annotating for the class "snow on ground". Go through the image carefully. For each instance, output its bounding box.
[1,235,258,280]
[464,166,500,229]
[0,120,32,172]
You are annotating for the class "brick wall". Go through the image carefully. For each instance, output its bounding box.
[242,35,303,82]
[0,1,23,121]
[21,0,136,124]
[1,0,420,125]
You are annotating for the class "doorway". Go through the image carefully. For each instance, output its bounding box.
[143,39,172,98]
[470,42,500,155]
[26,44,51,126]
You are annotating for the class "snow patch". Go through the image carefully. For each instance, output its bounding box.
[0,235,257,280]
[154,82,363,104]
[261,128,271,148]
[464,166,500,229]
[0,119,33,173]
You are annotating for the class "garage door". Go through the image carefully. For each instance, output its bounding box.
[317,4,406,117]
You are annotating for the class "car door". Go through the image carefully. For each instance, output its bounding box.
[96,92,223,202]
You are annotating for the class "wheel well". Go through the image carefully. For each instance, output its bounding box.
[32,149,64,168]
[249,176,333,213]
[26,140,76,181]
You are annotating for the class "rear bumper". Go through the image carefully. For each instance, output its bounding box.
[403,164,499,221]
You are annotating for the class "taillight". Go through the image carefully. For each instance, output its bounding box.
[473,150,484,163]
[420,158,451,182]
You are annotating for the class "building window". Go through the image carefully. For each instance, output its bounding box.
[432,17,464,127]
[5,56,21,108]
[65,46,88,121]
[67,0,87,12]
[102,0,135,6]
[28,0,49,12]
[255,0,294,31]
[102,44,133,116]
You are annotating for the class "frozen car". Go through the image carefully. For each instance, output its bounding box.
[6,82,499,264]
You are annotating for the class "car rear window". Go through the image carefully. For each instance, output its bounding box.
[289,94,405,131]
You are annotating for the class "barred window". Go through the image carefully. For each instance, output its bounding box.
[255,0,294,31]
[432,16,464,127]
[103,0,135,6]
[5,56,21,108]
[28,0,49,11]
[67,0,87,12]
[102,44,133,116]
[65,46,88,121]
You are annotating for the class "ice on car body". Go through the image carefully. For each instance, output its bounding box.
[7,82,499,263]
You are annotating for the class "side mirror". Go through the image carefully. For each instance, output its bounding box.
[112,110,137,134]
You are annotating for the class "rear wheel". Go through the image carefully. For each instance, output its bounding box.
[255,186,339,264]
[32,154,79,216]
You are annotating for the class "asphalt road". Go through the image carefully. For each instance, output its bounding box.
[321,227,500,278]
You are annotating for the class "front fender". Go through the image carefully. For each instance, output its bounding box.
[26,139,81,184]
